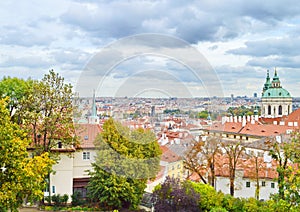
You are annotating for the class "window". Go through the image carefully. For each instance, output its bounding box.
[246,181,250,188]
[58,141,62,148]
[177,164,181,169]
[262,181,266,187]
[52,186,56,194]
[83,152,90,160]
[84,135,88,140]
[172,166,174,170]
[177,172,180,178]
[271,182,275,188]
[278,105,282,115]
[268,105,271,115]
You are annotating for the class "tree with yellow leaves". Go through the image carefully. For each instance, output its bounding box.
[0,98,54,211]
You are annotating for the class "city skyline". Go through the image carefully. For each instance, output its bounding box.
[1,1,300,97]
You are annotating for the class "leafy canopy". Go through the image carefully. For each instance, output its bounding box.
[0,98,54,211]
[88,118,161,210]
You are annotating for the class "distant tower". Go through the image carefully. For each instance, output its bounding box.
[151,106,155,117]
[88,90,99,124]
[261,69,292,118]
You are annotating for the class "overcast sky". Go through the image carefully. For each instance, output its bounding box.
[1,0,300,98]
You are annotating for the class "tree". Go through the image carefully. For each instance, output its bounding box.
[0,98,54,211]
[15,70,79,202]
[269,134,300,206]
[88,118,161,210]
[19,70,78,157]
[153,177,200,212]
[197,111,209,119]
[184,136,221,187]
[221,140,245,196]
[243,152,269,201]
[189,181,224,211]
[0,76,33,122]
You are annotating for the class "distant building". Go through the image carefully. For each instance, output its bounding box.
[261,70,292,118]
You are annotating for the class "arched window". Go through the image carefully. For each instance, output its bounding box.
[268,105,271,115]
[279,105,282,115]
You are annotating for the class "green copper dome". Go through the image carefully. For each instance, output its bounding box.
[262,87,291,98]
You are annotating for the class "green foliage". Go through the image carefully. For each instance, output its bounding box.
[0,98,54,211]
[71,191,86,206]
[269,134,300,206]
[197,110,209,119]
[18,70,79,158]
[163,109,181,114]
[210,207,227,212]
[88,118,161,210]
[188,182,224,211]
[51,194,62,207]
[61,194,69,206]
[227,106,257,117]
[0,76,33,121]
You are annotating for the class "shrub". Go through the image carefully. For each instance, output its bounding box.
[61,194,69,206]
[71,191,86,206]
[153,177,200,212]
[188,182,224,211]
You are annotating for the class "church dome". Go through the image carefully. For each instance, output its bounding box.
[262,87,291,98]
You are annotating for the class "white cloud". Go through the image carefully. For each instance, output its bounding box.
[1,0,300,97]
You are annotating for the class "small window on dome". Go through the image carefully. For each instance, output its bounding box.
[279,92,282,96]
[268,93,270,96]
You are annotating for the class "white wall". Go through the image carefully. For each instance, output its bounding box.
[73,150,97,178]
[49,154,74,202]
[215,176,277,200]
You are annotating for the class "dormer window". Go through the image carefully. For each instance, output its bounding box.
[58,141,62,148]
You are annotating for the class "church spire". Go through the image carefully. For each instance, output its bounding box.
[272,68,281,88]
[263,70,271,93]
[88,89,99,124]
[91,89,97,117]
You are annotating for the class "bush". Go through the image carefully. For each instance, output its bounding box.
[62,194,69,206]
[71,191,86,206]
[210,207,227,212]
[51,194,62,207]
[153,177,200,212]
[188,182,224,211]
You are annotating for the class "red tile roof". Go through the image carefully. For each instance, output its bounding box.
[239,122,291,136]
[75,124,102,149]
[160,146,182,163]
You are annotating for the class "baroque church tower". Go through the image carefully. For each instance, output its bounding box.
[261,69,292,118]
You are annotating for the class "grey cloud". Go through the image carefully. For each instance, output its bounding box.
[52,49,91,66]
[247,56,300,69]
[0,56,52,68]
[60,0,300,43]
[0,25,54,47]
[228,37,300,57]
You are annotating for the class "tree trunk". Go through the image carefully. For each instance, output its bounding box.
[255,157,260,200]
[230,175,235,196]
[210,162,215,188]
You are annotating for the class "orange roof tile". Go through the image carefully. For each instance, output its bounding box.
[75,124,102,149]
[160,146,182,163]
